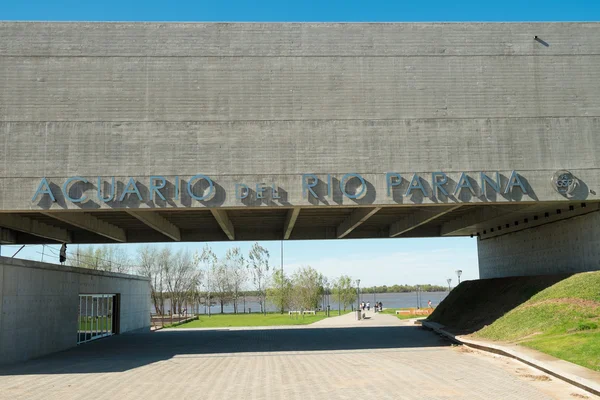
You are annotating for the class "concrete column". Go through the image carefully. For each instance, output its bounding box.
[478,211,600,278]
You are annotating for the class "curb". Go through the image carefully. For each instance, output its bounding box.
[422,320,600,397]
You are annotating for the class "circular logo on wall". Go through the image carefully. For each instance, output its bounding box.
[551,170,579,197]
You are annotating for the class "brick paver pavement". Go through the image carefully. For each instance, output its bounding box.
[0,316,595,400]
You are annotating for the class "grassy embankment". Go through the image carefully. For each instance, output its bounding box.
[171,310,352,328]
[428,271,600,372]
[380,308,432,320]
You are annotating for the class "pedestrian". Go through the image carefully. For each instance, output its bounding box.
[366,302,370,311]
[379,301,383,312]
[428,300,433,309]
[59,243,67,265]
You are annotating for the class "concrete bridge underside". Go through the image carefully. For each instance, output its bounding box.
[0,202,596,245]
[1,22,600,278]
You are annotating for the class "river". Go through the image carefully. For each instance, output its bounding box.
[154,291,449,315]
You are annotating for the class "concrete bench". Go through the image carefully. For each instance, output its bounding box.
[396,310,411,315]
[288,311,301,315]
[302,310,316,315]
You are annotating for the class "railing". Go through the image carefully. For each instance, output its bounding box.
[77,294,116,345]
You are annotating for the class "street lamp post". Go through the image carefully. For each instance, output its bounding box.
[456,270,463,285]
[446,278,452,292]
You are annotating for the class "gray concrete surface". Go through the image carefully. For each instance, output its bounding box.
[423,319,600,397]
[0,257,151,365]
[0,23,598,211]
[1,22,600,280]
[0,317,595,399]
[310,307,411,327]
[479,211,600,278]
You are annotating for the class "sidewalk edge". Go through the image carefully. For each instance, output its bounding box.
[422,320,600,397]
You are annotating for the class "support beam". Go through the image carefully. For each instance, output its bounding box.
[126,211,181,241]
[389,205,462,238]
[283,208,301,240]
[441,204,542,236]
[337,207,381,239]
[0,214,72,243]
[479,203,600,240]
[210,209,235,240]
[43,212,127,243]
[0,227,17,244]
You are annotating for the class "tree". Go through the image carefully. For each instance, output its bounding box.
[137,246,164,315]
[210,256,232,314]
[224,247,247,313]
[163,249,200,315]
[199,245,218,315]
[267,269,292,312]
[333,275,356,311]
[69,245,131,273]
[291,266,323,311]
[247,243,270,313]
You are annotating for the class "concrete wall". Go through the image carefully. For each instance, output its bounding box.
[0,257,150,365]
[1,22,599,210]
[478,211,600,278]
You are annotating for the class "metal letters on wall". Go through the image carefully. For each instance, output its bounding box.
[30,170,535,206]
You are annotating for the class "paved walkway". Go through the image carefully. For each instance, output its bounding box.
[0,314,595,400]
[311,308,414,327]
[424,319,600,397]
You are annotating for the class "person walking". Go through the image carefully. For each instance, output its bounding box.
[366,302,370,311]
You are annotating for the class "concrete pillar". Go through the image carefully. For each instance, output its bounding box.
[478,211,600,278]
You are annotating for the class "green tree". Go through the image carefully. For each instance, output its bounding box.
[332,275,356,311]
[267,269,292,313]
[291,266,323,311]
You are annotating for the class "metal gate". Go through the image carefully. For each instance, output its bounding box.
[77,294,116,344]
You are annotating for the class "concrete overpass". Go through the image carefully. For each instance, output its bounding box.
[1,22,600,278]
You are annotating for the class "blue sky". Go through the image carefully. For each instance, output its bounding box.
[0,238,477,287]
[2,0,596,287]
[1,0,598,22]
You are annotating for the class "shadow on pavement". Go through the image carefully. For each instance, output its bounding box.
[0,325,450,376]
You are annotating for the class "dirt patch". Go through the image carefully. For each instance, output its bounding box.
[521,374,552,382]
[455,345,474,354]
[570,393,590,399]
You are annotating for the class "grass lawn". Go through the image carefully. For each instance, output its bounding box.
[471,271,600,371]
[170,310,351,329]
[525,331,600,372]
[380,308,432,320]
[79,317,112,332]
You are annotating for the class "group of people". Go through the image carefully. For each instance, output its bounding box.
[360,301,383,312]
